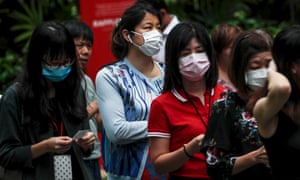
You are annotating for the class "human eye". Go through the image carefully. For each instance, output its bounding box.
[180,50,191,57]
[75,42,84,48]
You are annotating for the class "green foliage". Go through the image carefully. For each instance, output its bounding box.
[9,1,43,50]
[0,0,295,94]
[231,10,288,36]
[166,0,289,37]
[0,51,23,94]
[0,0,78,94]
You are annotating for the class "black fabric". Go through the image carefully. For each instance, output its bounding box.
[0,83,92,180]
[260,111,300,179]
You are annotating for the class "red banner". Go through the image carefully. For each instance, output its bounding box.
[79,0,135,82]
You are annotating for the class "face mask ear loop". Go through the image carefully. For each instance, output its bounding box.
[127,33,142,48]
[127,34,133,44]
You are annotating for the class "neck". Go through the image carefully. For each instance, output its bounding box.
[183,79,207,103]
[162,14,172,31]
[218,65,231,83]
[127,50,158,78]
[47,80,55,98]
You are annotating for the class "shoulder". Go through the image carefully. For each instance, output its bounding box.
[211,84,228,102]
[0,83,21,113]
[97,60,132,78]
[1,83,20,100]
[214,84,228,94]
[153,91,173,103]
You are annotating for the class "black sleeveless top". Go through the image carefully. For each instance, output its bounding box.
[260,111,300,180]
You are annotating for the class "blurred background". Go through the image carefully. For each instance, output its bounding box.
[1,0,299,94]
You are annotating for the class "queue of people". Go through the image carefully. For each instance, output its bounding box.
[1,0,300,180]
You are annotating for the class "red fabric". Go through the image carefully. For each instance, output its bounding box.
[97,133,104,169]
[148,85,226,179]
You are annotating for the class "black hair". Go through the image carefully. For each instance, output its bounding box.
[62,19,94,44]
[272,25,300,103]
[137,0,168,11]
[163,21,217,92]
[111,1,161,60]
[17,21,86,129]
[229,30,271,95]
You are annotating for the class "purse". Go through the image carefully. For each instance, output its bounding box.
[53,155,73,180]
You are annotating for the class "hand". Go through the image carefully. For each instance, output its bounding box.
[254,146,269,167]
[47,136,72,154]
[185,134,205,155]
[75,131,95,152]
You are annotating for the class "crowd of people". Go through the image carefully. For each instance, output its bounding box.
[1,0,300,180]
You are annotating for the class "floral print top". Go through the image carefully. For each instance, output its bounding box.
[200,91,272,180]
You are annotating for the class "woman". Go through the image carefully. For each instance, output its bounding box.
[148,21,226,179]
[200,30,273,180]
[253,25,300,179]
[95,1,165,179]
[0,21,95,180]
[211,23,242,91]
[63,19,103,180]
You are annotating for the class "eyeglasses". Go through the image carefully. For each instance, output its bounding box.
[42,58,74,67]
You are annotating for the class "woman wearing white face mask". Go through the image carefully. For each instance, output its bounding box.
[200,30,273,180]
[253,25,300,179]
[148,21,226,179]
[95,1,166,180]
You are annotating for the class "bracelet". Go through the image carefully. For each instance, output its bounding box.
[183,144,193,158]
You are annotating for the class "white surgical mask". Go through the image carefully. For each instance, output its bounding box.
[128,29,163,56]
[179,53,210,81]
[245,68,268,90]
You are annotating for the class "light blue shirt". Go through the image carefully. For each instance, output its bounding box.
[95,58,165,179]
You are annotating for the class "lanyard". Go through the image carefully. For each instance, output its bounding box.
[185,88,213,128]
[52,119,64,136]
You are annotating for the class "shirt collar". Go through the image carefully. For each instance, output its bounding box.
[171,87,215,103]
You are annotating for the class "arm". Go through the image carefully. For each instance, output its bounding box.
[95,68,147,144]
[148,97,204,173]
[0,86,73,168]
[205,145,268,178]
[87,100,102,131]
[150,135,204,174]
[31,136,73,158]
[231,146,269,175]
[253,70,291,137]
[86,100,99,119]
[0,86,35,169]
[83,75,101,125]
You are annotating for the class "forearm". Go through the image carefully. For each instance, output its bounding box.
[31,139,50,159]
[231,152,257,175]
[86,100,99,119]
[254,70,291,125]
[104,120,148,144]
[152,146,191,174]
[152,136,203,174]
[268,70,291,101]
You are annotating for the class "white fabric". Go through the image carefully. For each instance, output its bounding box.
[153,15,180,63]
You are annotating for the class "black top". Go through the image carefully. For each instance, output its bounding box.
[260,111,300,180]
[0,83,92,180]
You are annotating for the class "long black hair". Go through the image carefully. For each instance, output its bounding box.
[163,21,217,92]
[273,25,300,103]
[17,21,86,128]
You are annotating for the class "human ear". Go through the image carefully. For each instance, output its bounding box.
[122,29,131,43]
